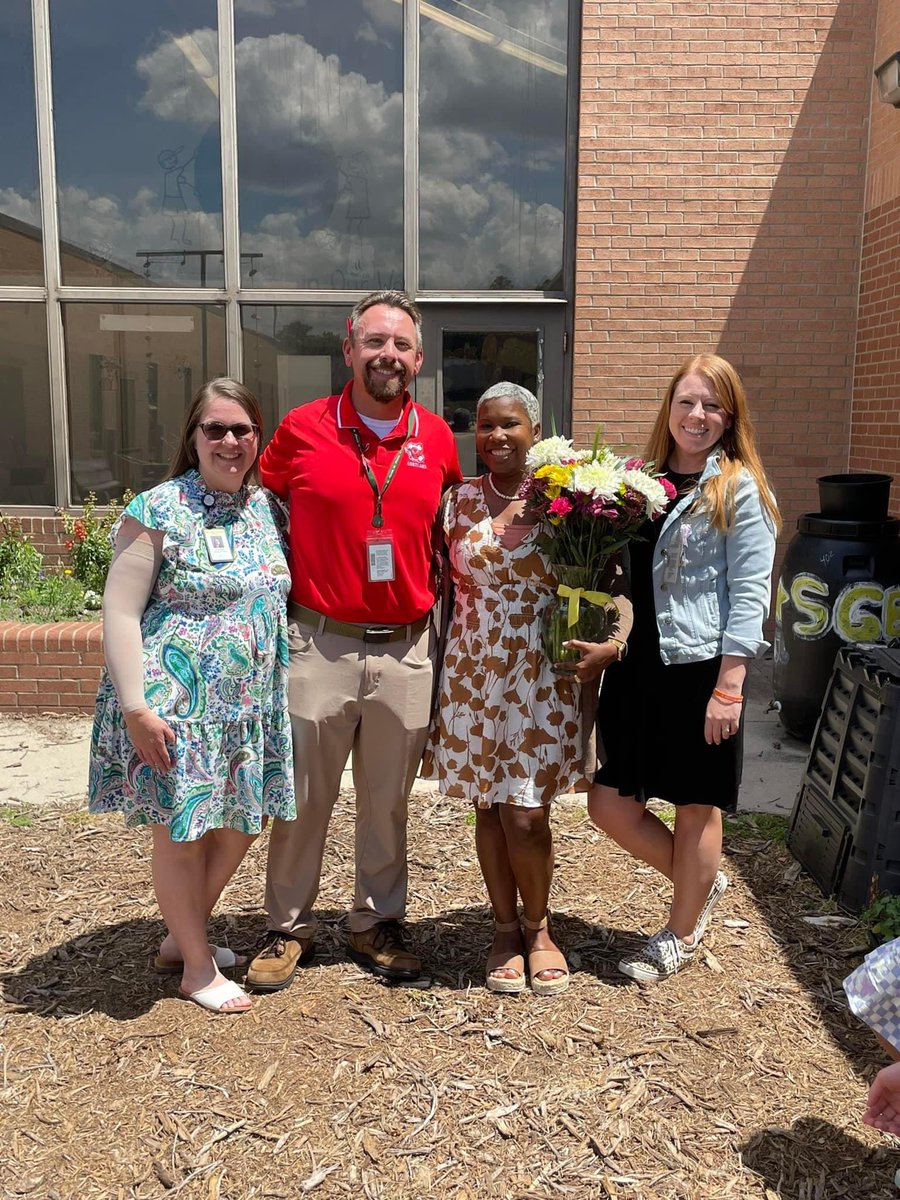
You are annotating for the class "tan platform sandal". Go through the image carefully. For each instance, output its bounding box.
[522,915,570,996]
[485,919,526,994]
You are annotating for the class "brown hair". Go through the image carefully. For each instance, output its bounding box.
[166,378,264,486]
[645,354,781,533]
[348,290,423,350]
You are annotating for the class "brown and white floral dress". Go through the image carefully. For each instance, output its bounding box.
[424,479,584,809]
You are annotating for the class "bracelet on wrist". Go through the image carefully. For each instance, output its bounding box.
[608,637,627,661]
[713,687,744,705]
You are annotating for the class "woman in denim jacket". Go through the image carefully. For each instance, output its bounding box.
[588,355,780,982]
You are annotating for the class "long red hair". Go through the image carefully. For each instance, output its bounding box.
[645,354,781,533]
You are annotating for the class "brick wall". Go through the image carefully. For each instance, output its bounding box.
[850,0,900,512]
[4,515,69,569]
[574,0,877,548]
[0,622,101,714]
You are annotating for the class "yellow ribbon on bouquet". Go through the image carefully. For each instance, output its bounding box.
[557,585,613,628]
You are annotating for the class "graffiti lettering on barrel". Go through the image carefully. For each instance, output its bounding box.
[775,573,900,642]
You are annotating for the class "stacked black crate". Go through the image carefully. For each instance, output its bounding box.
[787,644,900,912]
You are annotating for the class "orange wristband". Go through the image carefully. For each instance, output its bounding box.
[713,687,744,705]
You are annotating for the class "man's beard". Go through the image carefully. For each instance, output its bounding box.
[365,358,409,402]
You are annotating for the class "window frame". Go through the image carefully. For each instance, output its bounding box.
[0,0,580,510]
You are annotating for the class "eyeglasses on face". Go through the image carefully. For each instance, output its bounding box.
[197,420,259,442]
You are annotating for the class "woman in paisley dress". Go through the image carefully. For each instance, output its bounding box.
[89,379,295,1014]
[427,383,631,996]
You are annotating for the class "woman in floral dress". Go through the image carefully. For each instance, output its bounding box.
[427,383,630,996]
[89,379,295,1013]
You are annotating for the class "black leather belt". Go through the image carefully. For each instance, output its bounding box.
[289,602,430,644]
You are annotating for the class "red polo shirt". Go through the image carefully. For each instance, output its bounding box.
[260,383,462,624]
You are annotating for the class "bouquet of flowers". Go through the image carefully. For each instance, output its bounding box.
[520,433,676,670]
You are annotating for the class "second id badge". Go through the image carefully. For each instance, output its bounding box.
[366,528,396,583]
[662,524,688,586]
[204,526,234,564]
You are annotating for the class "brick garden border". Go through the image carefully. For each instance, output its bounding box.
[0,622,102,714]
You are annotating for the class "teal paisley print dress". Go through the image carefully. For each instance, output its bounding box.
[88,470,296,841]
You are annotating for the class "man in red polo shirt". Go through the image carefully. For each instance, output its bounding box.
[247,290,462,990]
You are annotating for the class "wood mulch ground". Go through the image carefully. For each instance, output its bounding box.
[0,794,895,1200]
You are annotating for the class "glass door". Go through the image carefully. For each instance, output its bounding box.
[417,305,568,477]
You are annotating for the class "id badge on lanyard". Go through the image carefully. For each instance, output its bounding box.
[204,526,234,564]
[351,425,406,582]
[662,524,689,586]
[366,529,396,582]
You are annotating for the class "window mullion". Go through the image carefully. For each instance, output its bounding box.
[403,0,419,296]
[32,0,70,506]
[218,0,242,380]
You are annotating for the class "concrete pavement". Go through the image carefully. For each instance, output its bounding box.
[0,653,809,817]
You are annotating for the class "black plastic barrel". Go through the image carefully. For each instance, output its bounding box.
[818,472,892,521]
[774,473,900,741]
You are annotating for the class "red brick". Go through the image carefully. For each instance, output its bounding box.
[575,0,882,533]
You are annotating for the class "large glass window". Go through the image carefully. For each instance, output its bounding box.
[63,303,226,501]
[50,1,224,288]
[0,2,577,509]
[241,306,351,434]
[0,306,54,504]
[0,3,42,286]
[418,0,568,290]
[235,0,404,290]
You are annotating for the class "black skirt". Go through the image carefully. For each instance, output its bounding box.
[593,474,743,812]
[592,646,743,812]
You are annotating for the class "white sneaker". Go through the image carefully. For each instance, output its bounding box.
[693,870,728,944]
[618,928,695,982]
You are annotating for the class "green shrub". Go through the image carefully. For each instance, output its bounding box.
[58,491,132,594]
[13,573,95,621]
[862,894,900,945]
[0,515,43,587]
[0,512,109,621]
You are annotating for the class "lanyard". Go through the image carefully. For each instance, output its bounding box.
[349,426,408,528]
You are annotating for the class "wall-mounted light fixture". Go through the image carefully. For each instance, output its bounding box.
[874,52,900,106]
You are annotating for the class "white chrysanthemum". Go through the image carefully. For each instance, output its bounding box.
[570,458,624,498]
[526,436,590,470]
[624,468,669,517]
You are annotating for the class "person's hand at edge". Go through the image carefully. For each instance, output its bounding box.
[864,1060,900,1134]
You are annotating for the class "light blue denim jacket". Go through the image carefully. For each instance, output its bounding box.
[652,451,777,665]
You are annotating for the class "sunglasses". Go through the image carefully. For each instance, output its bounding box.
[197,420,259,442]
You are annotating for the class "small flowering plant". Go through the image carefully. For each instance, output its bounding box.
[57,490,133,595]
[520,432,676,669]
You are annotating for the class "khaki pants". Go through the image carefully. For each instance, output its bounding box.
[264,614,435,936]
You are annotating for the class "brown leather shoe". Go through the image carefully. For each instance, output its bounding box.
[347,920,421,980]
[245,932,315,992]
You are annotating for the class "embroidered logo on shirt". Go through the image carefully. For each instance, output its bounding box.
[404,440,427,468]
